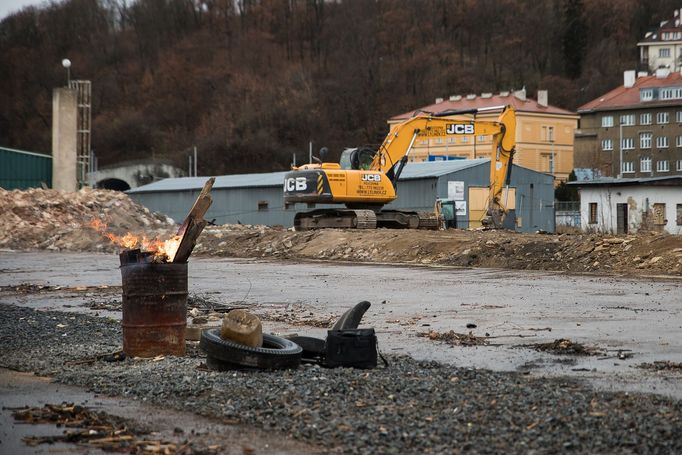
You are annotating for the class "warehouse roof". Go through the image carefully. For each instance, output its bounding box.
[127,160,491,194]
[568,175,682,187]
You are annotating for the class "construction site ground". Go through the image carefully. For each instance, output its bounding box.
[1,189,682,453]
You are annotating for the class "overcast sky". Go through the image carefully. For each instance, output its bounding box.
[0,0,45,20]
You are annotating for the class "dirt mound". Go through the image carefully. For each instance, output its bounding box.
[192,225,682,277]
[0,188,174,252]
[2,188,681,277]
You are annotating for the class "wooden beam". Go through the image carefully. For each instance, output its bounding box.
[172,177,215,263]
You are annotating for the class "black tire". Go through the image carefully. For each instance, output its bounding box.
[287,335,326,359]
[200,329,301,370]
[332,301,371,331]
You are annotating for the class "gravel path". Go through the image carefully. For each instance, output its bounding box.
[1,303,680,454]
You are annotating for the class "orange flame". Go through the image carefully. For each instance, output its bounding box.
[89,219,181,262]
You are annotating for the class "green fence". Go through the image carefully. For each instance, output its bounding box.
[0,146,52,190]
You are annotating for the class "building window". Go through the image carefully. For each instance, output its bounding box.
[677,136,682,147]
[641,156,652,172]
[601,115,614,127]
[677,111,682,123]
[435,138,442,144]
[641,89,654,102]
[621,138,634,150]
[447,137,456,143]
[678,159,682,171]
[659,48,671,58]
[589,203,598,224]
[601,139,613,151]
[420,140,428,145]
[548,153,555,173]
[657,160,670,172]
[657,112,669,124]
[640,132,652,149]
[547,126,555,142]
[257,201,269,211]
[622,161,635,173]
[461,136,468,143]
[656,136,669,148]
[641,113,652,124]
[620,114,635,126]
[677,204,682,226]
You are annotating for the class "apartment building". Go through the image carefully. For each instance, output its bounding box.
[575,70,682,178]
[638,8,682,72]
[388,89,578,183]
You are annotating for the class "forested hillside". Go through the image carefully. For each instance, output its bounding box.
[1,0,678,174]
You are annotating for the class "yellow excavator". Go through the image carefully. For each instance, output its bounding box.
[283,105,516,230]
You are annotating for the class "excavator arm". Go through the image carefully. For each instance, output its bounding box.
[370,105,516,227]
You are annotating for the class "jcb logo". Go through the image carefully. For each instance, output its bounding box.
[446,123,475,135]
[361,174,381,182]
[285,177,307,192]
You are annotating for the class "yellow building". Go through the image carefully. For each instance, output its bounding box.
[388,90,579,182]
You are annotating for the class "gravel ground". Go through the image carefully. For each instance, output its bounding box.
[1,303,681,454]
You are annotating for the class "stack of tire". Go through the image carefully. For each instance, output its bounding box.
[199,301,371,370]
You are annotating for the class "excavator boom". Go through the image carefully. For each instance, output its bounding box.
[284,105,516,230]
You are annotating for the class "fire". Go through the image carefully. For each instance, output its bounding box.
[89,219,181,262]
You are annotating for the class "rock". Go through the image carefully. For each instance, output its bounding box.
[220,310,263,347]
[649,256,662,265]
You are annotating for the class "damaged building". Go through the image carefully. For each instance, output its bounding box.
[571,176,682,234]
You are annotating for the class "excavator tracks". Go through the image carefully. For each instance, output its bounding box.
[294,209,377,230]
[294,209,439,231]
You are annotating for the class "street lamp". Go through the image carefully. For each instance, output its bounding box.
[62,58,71,86]
[618,119,623,179]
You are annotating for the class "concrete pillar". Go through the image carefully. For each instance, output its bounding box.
[52,87,78,191]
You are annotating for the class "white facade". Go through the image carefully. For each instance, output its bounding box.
[579,184,682,235]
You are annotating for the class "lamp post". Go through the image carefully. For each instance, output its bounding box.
[617,120,623,179]
[61,58,71,86]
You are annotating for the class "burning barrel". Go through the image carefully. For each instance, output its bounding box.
[120,250,187,357]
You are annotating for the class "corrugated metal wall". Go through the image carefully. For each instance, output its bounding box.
[0,147,52,190]
[129,163,555,232]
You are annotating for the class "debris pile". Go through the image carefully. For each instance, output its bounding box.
[638,361,682,371]
[11,403,216,453]
[2,187,681,276]
[524,339,603,356]
[417,330,489,346]
[0,188,174,252]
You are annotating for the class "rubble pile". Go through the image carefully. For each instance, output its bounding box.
[2,188,681,276]
[0,188,174,252]
[194,225,682,277]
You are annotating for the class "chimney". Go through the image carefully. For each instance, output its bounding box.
[499,91,510,97]
[537,90,548,107]
[466,94,477,100]
[449,95,459,101]
[435,97,444,103]
[513,88,526,101]
[638,71,648,78]
[655,67,671,79]
[623,70,636,88]
[480,92,492,98]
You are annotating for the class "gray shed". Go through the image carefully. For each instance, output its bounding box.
[127,159,555,232]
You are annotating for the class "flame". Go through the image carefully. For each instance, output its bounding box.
[89,219,181,262]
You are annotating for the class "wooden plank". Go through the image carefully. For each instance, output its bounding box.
[172,177,215,263]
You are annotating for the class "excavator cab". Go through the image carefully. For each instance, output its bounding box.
[339,147,376,170]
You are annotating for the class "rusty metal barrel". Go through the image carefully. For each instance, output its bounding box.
[120,259,187,357]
